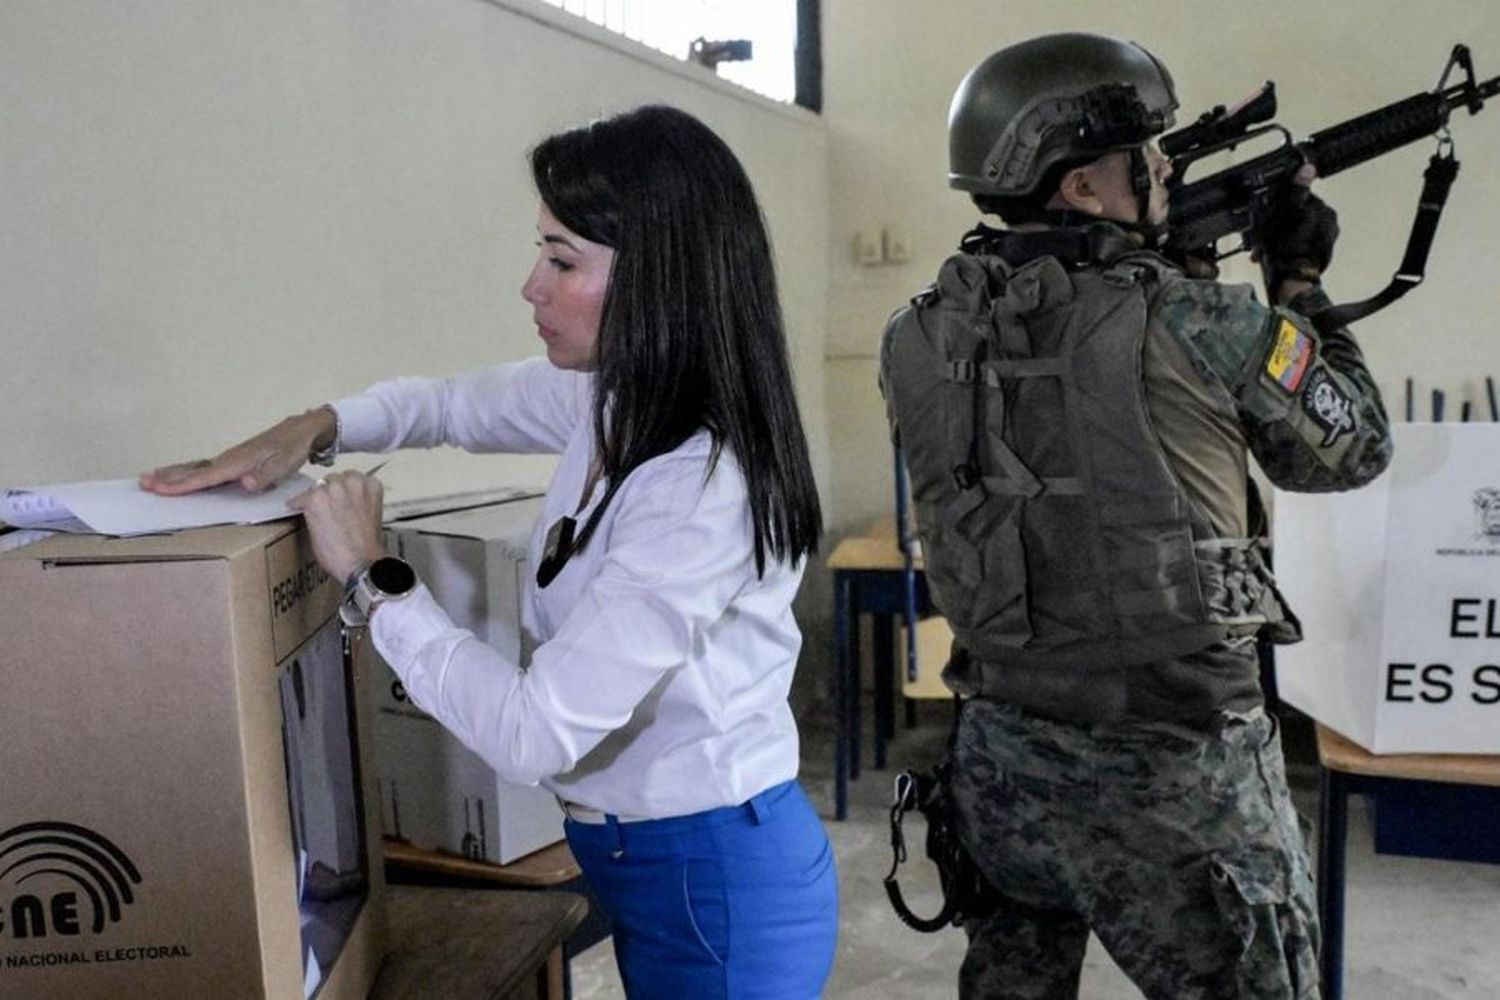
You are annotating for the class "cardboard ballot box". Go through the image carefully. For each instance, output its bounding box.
[371,493,564,865]
[0,523,384,1000]
[1274,423,1500,754]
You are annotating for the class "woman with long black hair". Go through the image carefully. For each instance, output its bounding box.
[142,104,837,998]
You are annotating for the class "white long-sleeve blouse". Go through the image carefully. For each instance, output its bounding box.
[333,358,805,818]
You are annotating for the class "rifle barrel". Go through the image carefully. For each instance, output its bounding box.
[1310,75,1500,178]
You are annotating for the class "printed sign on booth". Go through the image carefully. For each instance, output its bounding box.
[1275,423,1500,754]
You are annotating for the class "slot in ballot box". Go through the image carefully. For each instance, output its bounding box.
[370,493,565,865]
[1274,423,1500,754]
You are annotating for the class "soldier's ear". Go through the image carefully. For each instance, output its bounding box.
[1054,165,1105,217]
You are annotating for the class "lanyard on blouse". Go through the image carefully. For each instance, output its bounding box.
[536,478,620,589]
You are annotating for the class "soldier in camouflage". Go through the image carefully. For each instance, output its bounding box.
[880,32,1392,999]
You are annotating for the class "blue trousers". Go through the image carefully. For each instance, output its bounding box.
[565,780,838,998]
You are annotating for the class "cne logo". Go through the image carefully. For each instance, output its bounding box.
[0,822,142,939]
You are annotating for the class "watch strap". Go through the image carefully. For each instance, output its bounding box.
[339,560,372,628]
[341,556,417,629]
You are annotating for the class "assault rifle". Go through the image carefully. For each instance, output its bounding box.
[1161,44,1500,328]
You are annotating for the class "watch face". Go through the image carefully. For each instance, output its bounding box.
[368,556,416,597]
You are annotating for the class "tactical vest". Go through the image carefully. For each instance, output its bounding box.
[880,234,1295,677]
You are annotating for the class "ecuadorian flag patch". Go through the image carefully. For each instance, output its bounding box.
[1265,319,1313,394]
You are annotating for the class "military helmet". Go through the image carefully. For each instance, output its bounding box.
[949,32,1179,197]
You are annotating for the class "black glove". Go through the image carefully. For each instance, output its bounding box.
[1256,183,1339,285]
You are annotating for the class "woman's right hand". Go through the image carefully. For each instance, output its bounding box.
[139,406,337,495]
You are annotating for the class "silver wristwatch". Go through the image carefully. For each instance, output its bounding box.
[340,556,417,628]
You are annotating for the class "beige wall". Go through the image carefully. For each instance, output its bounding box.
[822,0,1500,535]
[8,0,1500,668]
[1,0,829,510]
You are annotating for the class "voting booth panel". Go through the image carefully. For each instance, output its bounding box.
[0,524,385,1000]
[370,494,565,865]
[1274,423,1500,754]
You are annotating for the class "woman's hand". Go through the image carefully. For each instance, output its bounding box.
[139,406,337,495]
[287,471,388,584]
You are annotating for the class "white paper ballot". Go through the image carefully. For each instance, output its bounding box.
[0,475,315,536]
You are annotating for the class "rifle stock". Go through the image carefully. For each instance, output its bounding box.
[1163,45,1500,262]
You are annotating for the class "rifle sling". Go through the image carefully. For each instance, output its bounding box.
[1312,149,1461,334]
[958,223,1139,270]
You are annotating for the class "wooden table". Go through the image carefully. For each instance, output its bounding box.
[373,885,587,1000]
[1315,724,1500,999]
[827,529,930,820]
[383,838,610,999]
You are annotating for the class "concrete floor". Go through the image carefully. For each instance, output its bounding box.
[570,702,1500,998]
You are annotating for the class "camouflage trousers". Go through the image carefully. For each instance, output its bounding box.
[950,698,1320,1000]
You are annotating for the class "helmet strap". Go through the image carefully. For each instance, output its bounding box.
[1126,146,1167,249]
[1128,146,1152,222]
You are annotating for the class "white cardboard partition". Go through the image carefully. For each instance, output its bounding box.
[1274,423,1500,754]
[370,493,565,865]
